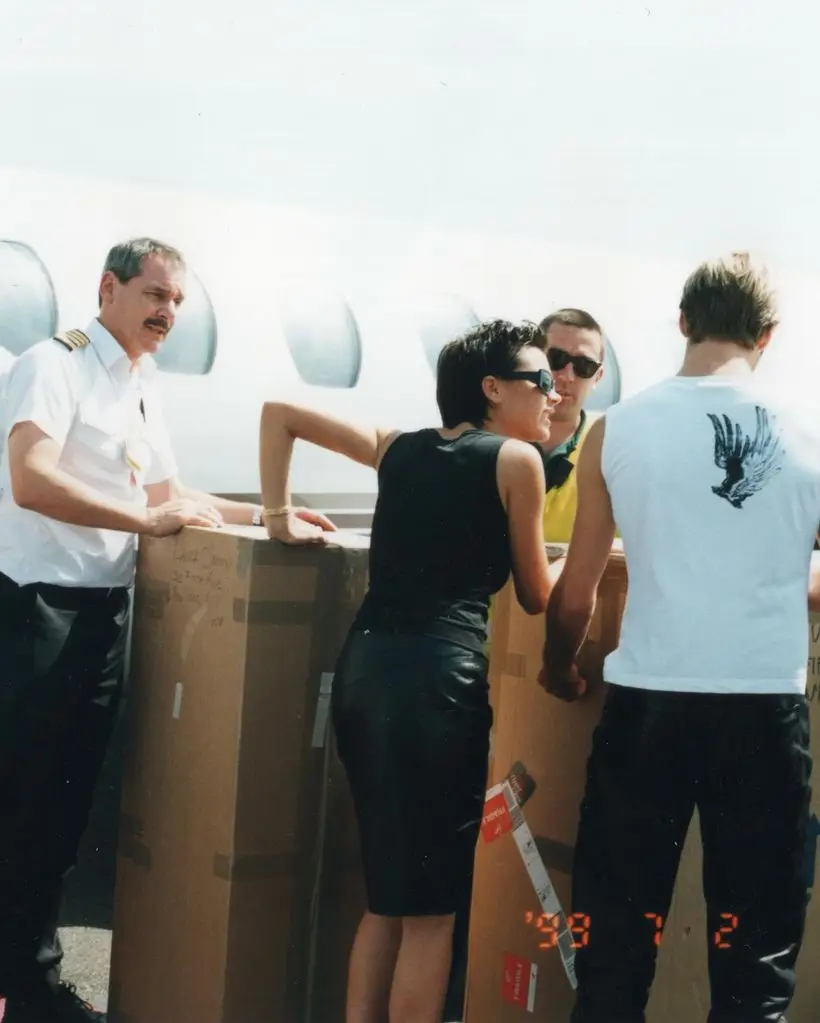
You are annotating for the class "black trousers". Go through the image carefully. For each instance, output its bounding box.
[0,570,129,997]
[570,684,812,1023]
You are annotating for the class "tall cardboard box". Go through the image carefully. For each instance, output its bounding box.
[108,526,369,1023]
[466,546,820,1023]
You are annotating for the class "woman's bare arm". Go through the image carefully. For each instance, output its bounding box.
[496,439,552,614]
[259,401,398,543]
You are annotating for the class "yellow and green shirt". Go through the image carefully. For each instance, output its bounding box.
[540,411,594,543]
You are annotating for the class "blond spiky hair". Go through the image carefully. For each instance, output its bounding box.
[679,251,778,348]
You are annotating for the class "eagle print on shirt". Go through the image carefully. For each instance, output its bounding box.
[707,406,784,509]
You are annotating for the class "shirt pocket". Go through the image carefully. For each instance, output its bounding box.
[75,402,125,460]
[68,401,132,488]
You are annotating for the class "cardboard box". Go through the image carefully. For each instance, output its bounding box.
[466,546,820,1023]
[108,526,369,1023]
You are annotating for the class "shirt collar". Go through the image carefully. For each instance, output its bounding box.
[545,408,587,462]
[84,319,157,379]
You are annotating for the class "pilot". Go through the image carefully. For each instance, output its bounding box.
[0,237,332,1022]
[534,309,605,542]
[541,253,818,1023]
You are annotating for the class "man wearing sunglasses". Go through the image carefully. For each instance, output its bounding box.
[534,309,605,541]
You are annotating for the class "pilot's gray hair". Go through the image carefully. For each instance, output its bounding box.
[98,237,186,308]
[103,237,186,286]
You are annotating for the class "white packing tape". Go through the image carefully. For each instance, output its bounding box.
[526,962,538,1012]
[501,778,578,990]
[172,682,183,720]
[311,672,335,748]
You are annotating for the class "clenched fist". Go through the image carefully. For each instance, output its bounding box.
[537,661,588,702]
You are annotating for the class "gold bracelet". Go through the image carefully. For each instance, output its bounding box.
[262,505,291,519]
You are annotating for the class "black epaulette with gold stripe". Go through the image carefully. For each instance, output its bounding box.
[53,329,91,352]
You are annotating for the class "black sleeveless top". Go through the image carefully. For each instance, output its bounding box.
[351,428,512,652]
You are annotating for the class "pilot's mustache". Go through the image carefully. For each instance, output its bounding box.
[144,318,169,332]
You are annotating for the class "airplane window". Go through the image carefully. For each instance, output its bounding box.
[585,334,622,412]
[278,289,362,388]
[153,269,217,376]
[0,240,58,356]
[418,294,481,373]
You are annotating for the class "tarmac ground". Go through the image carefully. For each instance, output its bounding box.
[57,712,125,1013]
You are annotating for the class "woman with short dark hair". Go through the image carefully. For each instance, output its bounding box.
[259,320,562,1023]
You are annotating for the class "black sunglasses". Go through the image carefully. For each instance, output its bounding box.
[501,368,555,395]
[547,346,602,380]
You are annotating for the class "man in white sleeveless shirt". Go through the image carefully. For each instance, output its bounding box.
[541,253,820,1023]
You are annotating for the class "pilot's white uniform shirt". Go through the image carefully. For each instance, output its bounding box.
[0,347,16,458]
[0,319,178,588]
[0,346,15,380]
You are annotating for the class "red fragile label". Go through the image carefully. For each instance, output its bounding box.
[502,952,537,1011]
[480,788,512,843]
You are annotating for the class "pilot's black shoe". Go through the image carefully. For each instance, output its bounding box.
[51,984,105,1022]
[3,983,105,1022]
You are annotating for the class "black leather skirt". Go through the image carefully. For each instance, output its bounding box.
[331,629,492,917]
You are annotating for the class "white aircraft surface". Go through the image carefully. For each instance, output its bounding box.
[1,1,819,526]
[0,163,689,522]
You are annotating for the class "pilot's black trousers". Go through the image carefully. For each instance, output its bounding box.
[0,570,129,997]
[570,684,812,1023]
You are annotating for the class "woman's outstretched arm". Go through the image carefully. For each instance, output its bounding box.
[259,401,398,544]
